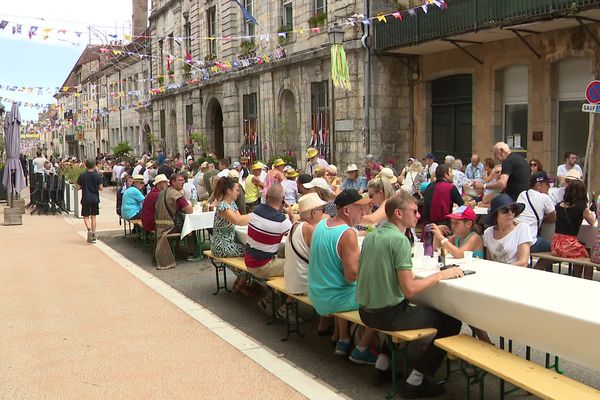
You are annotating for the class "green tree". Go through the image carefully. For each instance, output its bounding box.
[112,141,134,158]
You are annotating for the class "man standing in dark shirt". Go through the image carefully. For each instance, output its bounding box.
[157,158,174,177]
[473,142,529,201]
[77,159,104,243]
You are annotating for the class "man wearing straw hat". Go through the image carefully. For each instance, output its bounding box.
[305,147,330,176]
[121,174,146,221]
[245,163,265,210]
[141,174,169,234]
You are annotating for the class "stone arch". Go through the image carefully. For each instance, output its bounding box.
[206,98,224,158]
[277,88,299,162]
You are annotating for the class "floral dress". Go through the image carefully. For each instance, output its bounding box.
[211,201,245,258]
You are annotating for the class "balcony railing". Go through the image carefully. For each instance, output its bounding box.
[375,0,600,50]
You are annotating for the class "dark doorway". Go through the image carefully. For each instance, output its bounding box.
[207,99,224,158]
[431,74,472,163]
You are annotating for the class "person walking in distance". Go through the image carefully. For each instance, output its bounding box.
[77,159,104,243]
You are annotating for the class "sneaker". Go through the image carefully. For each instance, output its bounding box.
[400,378,445,399]
[277,304,303,323]
[349,347,378,365]
[334,340,351,356]
[257,297,274,317]
[86,231,93,243]
[91,232,97,243]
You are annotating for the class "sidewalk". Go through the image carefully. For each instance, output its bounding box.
[0,191,331,399]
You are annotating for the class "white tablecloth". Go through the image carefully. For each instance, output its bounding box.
[180,211,215,239]
[412,258,600,371]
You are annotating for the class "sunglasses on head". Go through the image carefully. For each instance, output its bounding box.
[499,205,518,214]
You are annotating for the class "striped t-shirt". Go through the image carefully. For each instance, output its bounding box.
[245,204,292,268]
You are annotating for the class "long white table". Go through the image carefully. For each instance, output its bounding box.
[180,211,215,239]
[412,257,600,371]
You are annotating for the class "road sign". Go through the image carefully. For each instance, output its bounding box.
[582,103,600,113]
[585,80,600,104]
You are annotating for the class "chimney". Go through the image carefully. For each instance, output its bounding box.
[132,0,148,37]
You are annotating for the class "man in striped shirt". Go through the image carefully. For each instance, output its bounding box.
[245,183,294,279]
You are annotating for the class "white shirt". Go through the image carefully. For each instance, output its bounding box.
[483,222,533,265]
[427,162,439,181]
[284,222,310,294]
[132,164,143,177]
[33,157,47,173]
[305,158,330,175]
[183,181,197,202]
[556,164,583,180]
[112,165,124,181]
[515,189,555,243]
[217,168,230,178]
[282,179,298,205]
[551,187,565,205]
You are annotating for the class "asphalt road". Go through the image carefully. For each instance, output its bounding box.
[101,230,600,399]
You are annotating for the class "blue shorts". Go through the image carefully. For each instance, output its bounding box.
[531,237,551,253]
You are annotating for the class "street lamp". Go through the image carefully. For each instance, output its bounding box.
[328,22,345,45]
[328,22,345,164]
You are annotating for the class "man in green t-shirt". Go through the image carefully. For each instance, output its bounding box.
[356,190,464,398]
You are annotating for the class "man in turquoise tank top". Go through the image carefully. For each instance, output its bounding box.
[308,189,378,364]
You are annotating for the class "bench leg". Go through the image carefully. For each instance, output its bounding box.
[545,353,564,374]
[281,299,305,342]
[210,259,230,295]
[385,338,410,399]
[457,359,487,400]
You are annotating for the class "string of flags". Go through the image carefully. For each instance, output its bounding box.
[0,0,449,46]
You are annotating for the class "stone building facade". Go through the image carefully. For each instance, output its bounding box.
[374,0,600,189]
[148,0,405,170]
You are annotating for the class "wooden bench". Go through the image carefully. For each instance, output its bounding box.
[435,335,600,400]
[203,250,280,295]
[532,252,600,275]
[267,276,437,397]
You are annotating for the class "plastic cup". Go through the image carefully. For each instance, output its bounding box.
[463,250,473,265]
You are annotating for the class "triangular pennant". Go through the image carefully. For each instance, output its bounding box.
[392,12,403,20]
[376,15,387,23]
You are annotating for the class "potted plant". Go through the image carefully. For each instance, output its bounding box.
[157,75,165,86]
[183,62,192,78]
[277,25,293,45]
[308,12,327,28]
[240,40,256,55]
[189,132,209,154]
[112,141,134,159]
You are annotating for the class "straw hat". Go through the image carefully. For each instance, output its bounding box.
[250,163,262,171]
[345,163,359,173]
[298,193,327,213]
[228,169,240,179]
[565,169,583,182]
[306,148,318,159]
[132,174,145,183]
[272,158,286,167]
[286,168,299,178]
[153,174,168,185]
[328,165,338,174]
[377,167,398,184]
[146,161,154,168]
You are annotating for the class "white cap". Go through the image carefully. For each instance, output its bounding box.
[298,192,327,213]
[303,177,329,190]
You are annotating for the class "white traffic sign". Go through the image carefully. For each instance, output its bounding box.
[582,103,600,113]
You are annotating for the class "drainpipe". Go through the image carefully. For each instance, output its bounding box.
[362,0,371,155]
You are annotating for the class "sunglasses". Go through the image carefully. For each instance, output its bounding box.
[530,163,537,166]
[499,205,518,214]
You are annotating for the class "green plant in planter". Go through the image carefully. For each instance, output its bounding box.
[189,132,209,153]
[204,54,217,62]
[240,40,256,55]
[112,141,134,159]
[277,25,293,45]
[157,75,165,86]
[183,62,192,76]
[308,12,327,28]
[63,164,86,184]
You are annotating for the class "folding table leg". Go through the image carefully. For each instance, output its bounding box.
[210,259,230,295]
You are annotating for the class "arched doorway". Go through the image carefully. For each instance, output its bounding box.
[279,89,299,162]
[169,110,177,156]
[143,123,152,154]
[207,98,224,158]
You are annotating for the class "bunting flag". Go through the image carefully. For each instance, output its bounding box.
[331,44,351,91]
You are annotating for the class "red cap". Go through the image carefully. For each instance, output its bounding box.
[446,206,476,221]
